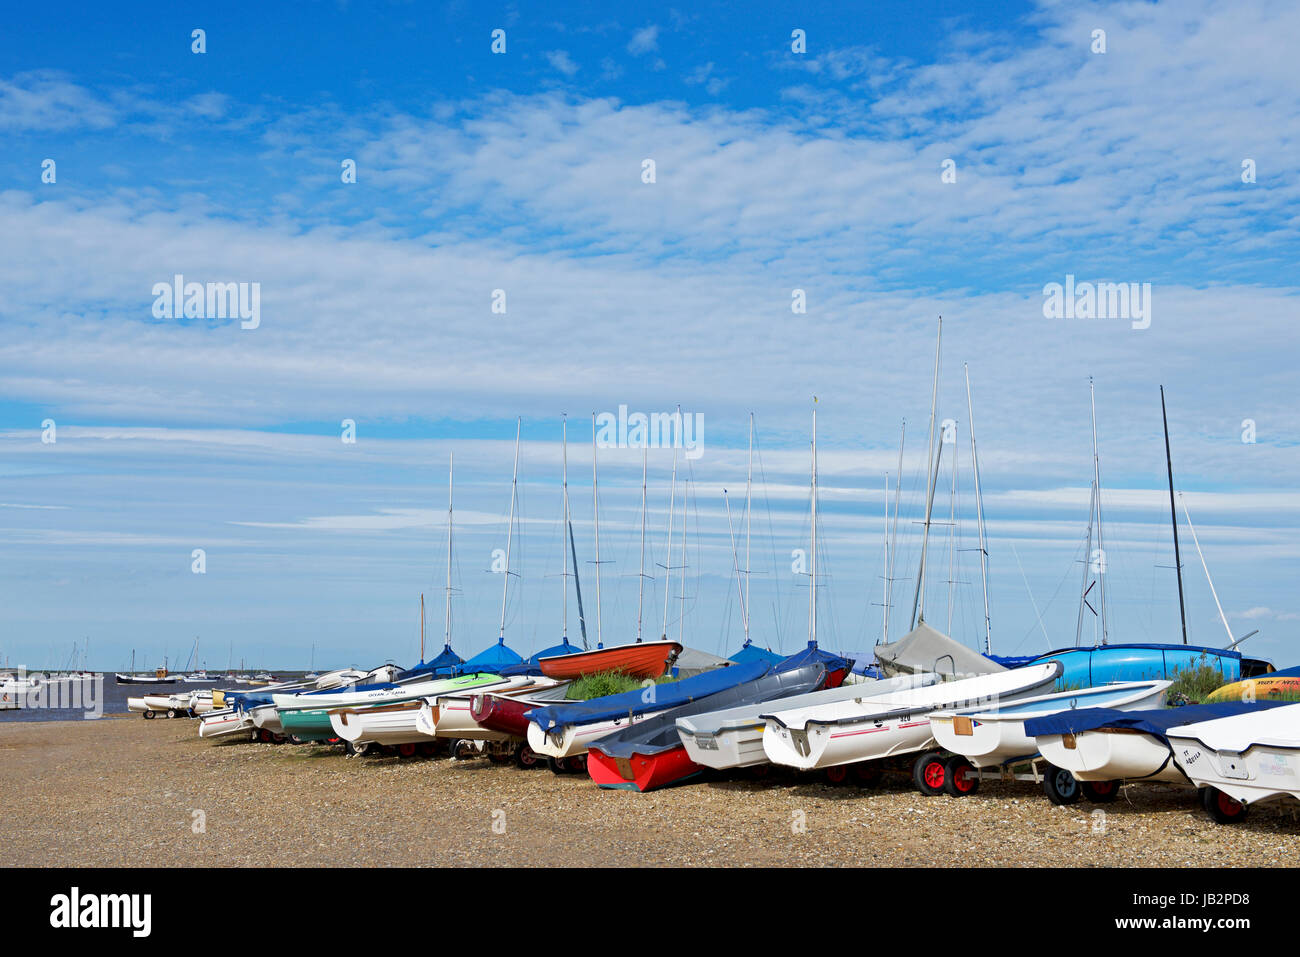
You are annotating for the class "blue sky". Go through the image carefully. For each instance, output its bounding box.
[2,0,1298,672]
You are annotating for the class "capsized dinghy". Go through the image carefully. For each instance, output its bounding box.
[538,639,682,681]
[761,661,1062,771]
[1166,702,1300,821]
[1025,702,1290,792]
[678,670,940,771]
[930,680,1171,769]
[526,659,769,760]
[1204,664,1300,704]
[588,661,835,791]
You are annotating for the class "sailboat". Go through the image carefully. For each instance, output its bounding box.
[537,414,680,680]
[992,384,1272,685]
[728,415,783,668]
[305,645,319,681]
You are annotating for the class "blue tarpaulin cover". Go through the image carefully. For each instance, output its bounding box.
[461,639,523,672]
[426,643,465,677]
[775,642,853,678]
[1023,701,1288,740]
[526,659,771,732]
[729,639,784,667]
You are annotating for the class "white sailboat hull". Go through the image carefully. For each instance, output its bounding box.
[1035,728,1185,782]
[678,673,942,770]
[762,662,1062,771]
[199,709,254,738]
[250,704,283,732]
[330,700,428,746]
[526,709,666,758]
[420,677,552,741]
[1167,703,1300,807]
[931,681,1171,768]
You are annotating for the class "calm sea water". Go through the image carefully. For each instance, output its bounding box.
[0,674,307,723]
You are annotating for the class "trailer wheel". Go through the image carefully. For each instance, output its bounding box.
[824,764,850,786]
[515,744,541,769]
[852,763,882,788]
[1202,786,1248,824]
[943,756,980,797]
[166,708,179,719]
[289,734,305,745]
[1042,764,1082,805]
[396,742,418,758]
[418,741,441,759]
[1081,780,1119,803]
[548,756,571,775]
[569,753,587,773]
[912,751,947,796]
[143,710,156,720]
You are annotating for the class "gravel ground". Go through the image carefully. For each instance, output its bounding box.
[3,714,1298,867]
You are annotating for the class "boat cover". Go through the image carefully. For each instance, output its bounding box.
[673,646,734,678]
[1023,701,1289,740]
[1020,643,1249,687]
[729,639,784,668]
[526,659,771,732]
[874,622,1003,678]
[1165,702,1300,752]
[461,639,524,672]
[592,662,830,759]
[426,643,466,677]
[776,642,853,677]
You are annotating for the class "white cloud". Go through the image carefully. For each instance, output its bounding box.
[545,50,579,76]
[628,24,659,56]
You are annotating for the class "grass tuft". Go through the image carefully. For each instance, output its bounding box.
[565,669,677,700]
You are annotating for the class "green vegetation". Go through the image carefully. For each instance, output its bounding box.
[1168,656,1228,704]
[565,670,678,700]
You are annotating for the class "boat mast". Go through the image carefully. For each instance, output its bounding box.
[679,478,689,644]
[445,453,454,650]
[881,471,890,643]
[964,365,992,655]
[636,446,648,643]
[419,596,424,662]
[913,317,942,629]
[884,420,905,644]
[1161,386,1188,645]
[725,489,749,639]
[661,409,679,639]
[1091,379,1108,644]
[592,413,603,649]
[563,418,587,649]
[498,417,521,645]
[809,402,818,647]
[744,412,753,647]
[1179,492,1234,645]
[946,419,958,635]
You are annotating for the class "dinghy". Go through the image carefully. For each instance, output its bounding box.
[198,708,254,739]
[526,659,770,761]
[325,673,517,747]
[930,680,1171,769]
[678,670,940,771]
[470,681,575,737]
[589,661,835,791]
[271,670,490,712]
[1204,665,1300,704]
[1165,702,1300,820]
[417,676,552,741]
[537,639,682,681]
[1024,702,1291,805]
[761,661,1061,771]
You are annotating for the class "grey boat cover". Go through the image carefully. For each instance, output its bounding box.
[874,621,1005,679]
[673,646,735,678]
[589,662,831,759]
[1023,701,1290,739]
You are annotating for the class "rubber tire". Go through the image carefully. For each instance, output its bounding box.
[143,710,156,720]
[824,764,851,786]
[1202,786,1248,824]
[912,751,947,796]
[397,742,418,759]
[289,734,304,745]
[548,756,571,775]
[515,743,541,769]
[418,740,441,758]
[569,753,587,773]
[1081,780,1120,803]
[1042,764,1082,805]
[943,755,981,797]
[258,728,274,744]
[272,733,286,745]
[166,708,179,719]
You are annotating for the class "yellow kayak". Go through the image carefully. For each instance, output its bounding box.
[1205,674,1300,704]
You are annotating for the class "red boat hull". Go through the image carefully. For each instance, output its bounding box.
[470,693,535,738]
[539,641,682,681]
[586,745,704,792]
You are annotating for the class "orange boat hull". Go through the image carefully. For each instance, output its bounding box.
[586,745,704,792]
[539,641,682,680]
